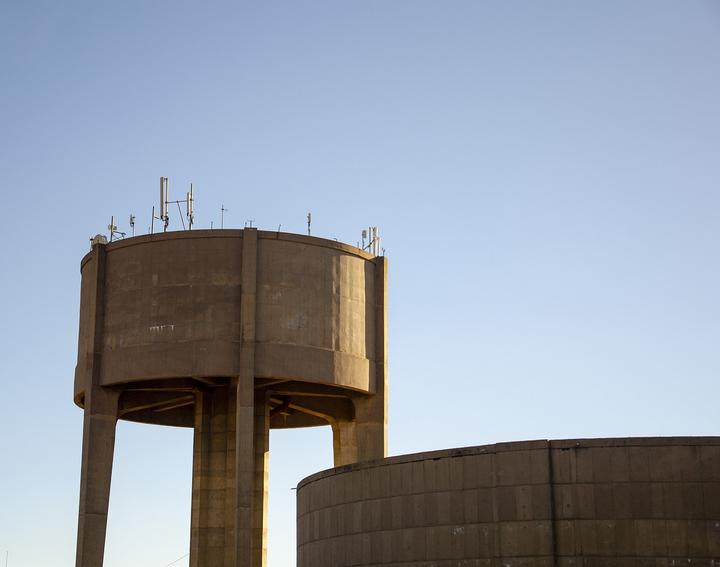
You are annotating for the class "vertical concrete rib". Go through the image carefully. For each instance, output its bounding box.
[373,256,389,458]
[76,243,119,567]
[332,256,388,465]
[547,442,558,567]
[357,256,388,461]
[235,228,268,567]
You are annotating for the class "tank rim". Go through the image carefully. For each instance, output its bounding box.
[80,228,376,269]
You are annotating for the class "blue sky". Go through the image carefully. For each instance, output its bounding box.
[1,1,719,566]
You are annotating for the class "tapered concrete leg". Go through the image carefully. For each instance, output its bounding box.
[75,388,119,567]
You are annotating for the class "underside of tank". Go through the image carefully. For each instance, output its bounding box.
[75,377,357,429]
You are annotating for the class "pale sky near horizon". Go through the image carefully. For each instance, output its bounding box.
[1,1,719,566]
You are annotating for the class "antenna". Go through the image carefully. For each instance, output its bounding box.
[245,219,255,228]
[129,214,135,236]
[153,177,195,233]
[107,216,126,242]
[307,212,312,235]
[159,176,170,231]
[221,205,227,229]
[186,183,194,230]
[360,225,381,255]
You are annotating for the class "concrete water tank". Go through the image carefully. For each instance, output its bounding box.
[73,229,388,567]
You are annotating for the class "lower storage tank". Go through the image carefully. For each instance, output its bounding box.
[297,437,720,566]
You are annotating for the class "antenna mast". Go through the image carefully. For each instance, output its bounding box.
[307,212,312,235]
[186,183,194,230]
[107,216,126,242]
[160,177,170,231]
[360,226,381,255]
[152,177,195,233]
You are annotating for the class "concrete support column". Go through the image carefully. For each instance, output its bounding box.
[332,420,358,466]
[235,227,268,567]
[190,386,238,567]
[233,387,269,567]
[252,391,269,564]
[76,242,120,567]
[189,387,268,567]
[331,256,388,466]
[75,388,120,567]
[332,393,385,466]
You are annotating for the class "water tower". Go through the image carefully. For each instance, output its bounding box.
[73,228,388,567]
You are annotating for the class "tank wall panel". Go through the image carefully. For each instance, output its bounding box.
[296,438,720,567]
[100,236,243,384]
[256,239,375,358]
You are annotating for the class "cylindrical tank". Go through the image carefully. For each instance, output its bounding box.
[75,229,384,425]
[297,437,720,566]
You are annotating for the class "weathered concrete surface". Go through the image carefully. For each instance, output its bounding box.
[297,437,720,566]
[73,229,388,567]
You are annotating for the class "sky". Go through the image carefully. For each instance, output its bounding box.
[0,1,719,566]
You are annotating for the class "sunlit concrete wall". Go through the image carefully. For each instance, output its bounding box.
[297,437,720,566]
